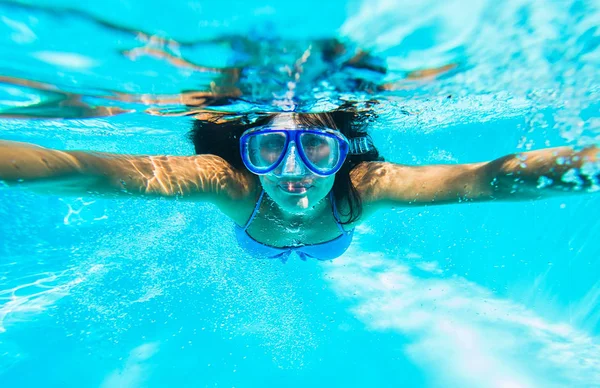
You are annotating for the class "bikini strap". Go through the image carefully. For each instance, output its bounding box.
[330,191,346,233]
[242,189,265,231]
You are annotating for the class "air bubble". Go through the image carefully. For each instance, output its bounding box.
[536,176,554,189]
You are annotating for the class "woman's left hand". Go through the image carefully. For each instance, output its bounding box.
[352,146,600,212]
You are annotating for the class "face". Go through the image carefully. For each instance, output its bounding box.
[257,114,336,213]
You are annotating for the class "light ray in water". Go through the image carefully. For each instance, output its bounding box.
[323,247,600,387]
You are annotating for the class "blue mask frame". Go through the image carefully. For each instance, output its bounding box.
[240,126,350,177]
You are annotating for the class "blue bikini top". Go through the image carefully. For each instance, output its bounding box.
[234,190,354,262]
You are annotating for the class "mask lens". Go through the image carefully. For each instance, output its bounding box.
[246,131,287,170]
[299,132,340,172]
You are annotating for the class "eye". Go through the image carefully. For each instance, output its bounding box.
[306,139,320,147]
[303,136,326,148]
[261,137,285,150]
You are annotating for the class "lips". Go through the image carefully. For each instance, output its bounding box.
[278,182,313,194]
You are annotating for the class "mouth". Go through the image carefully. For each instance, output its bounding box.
[277,182,313,194]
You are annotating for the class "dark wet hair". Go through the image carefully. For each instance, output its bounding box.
[188,105,384,224]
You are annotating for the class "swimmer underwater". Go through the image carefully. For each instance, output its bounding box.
[0,37,599,261]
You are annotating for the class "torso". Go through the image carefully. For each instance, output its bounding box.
[220,163,378,247]
[241,190,350,248]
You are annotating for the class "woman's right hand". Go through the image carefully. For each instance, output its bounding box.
[0,140,256,203]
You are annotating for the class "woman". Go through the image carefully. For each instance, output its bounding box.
[0,107,598,261]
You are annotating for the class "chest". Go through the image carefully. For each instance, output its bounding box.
[245,204,345,248]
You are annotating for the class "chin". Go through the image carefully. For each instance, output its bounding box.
[274,190,315,210]
[267,186,325,212]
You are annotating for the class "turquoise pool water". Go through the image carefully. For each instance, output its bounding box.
[1,0,599,387]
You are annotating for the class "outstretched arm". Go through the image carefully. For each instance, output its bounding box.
[354,146,600,209]
[0,140,255,204]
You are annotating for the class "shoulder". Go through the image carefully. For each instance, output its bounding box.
[207,163,262,225]
[349,161,406,202]
[162,154,261,219]
[148,154,258,201]
[346,161,421,222]
[158,154,253,196]
[196,156,259,203]
[330,162,397,227]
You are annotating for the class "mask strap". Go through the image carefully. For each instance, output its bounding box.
[348,136,375,155]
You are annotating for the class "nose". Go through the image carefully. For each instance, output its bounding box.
[278,142,307,177]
